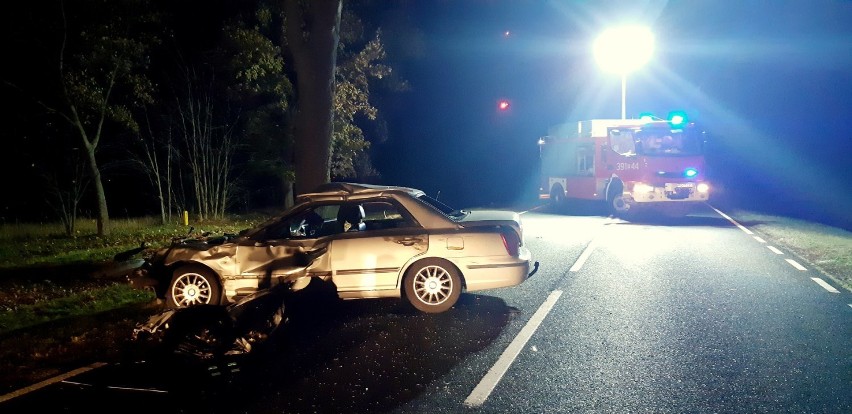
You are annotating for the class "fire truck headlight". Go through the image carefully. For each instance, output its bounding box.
[684,168,698,178]
[697,183,710,193]
[634,183,655,193]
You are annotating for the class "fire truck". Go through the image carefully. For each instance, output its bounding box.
[538,115,710,216]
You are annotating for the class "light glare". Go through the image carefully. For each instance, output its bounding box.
[633,182,654,193]
[593,26,655,74]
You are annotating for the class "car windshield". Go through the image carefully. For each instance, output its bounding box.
[239,202,311,239]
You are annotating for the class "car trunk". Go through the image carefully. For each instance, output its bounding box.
[455,210,525,249]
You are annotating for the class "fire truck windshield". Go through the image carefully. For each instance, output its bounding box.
[635,127,703,156]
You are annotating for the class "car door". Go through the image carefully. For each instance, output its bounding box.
[232,205,338,296]
[330,200,427,293]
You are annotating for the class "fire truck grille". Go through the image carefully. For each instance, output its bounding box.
[666,187,693,200]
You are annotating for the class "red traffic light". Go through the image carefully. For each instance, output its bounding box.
[498,99,511,111]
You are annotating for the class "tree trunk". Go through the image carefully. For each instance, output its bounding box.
[285,0,342,195]
[84,146,110,236]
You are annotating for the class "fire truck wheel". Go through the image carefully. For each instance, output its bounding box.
[610,196,630,215]
[549,184,565,211]
[607,181,630,217]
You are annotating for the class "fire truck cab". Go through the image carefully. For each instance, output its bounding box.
[538,117,710,216]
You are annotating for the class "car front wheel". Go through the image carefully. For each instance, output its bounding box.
[403,259,462,313]
[166,265,222,308]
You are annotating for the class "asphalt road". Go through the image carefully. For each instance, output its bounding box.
[2,204,850,413]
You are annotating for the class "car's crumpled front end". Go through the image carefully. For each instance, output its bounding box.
[126,230,238,298]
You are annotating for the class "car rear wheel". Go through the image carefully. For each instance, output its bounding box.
[166,265,222,308]
[403,259,462,313]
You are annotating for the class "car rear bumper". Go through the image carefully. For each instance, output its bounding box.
[459,246,533,291]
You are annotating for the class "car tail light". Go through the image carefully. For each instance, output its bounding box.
[501,230,520,257]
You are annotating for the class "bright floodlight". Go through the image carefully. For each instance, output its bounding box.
[594,26,655,74]
[593,25,654,118]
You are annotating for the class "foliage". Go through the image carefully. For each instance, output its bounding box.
[219,2,297,208]
[174,72,238,220]
[41,135,91,236]
[330,8,403,181]
[53,0,163,236]
[2,0,405,226]
[223,24,291,109]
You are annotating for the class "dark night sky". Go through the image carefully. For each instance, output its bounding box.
[2,1,851,229]
[371,0,852,228]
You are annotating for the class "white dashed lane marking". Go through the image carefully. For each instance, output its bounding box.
[711,207,848,296]
[811,278,840,293]
[786,259,808,271]
[569,240,597,272]
[767,246,784,255]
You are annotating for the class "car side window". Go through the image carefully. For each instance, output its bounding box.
[311,205,340,237]
[261,205,340,240]
[360,200,416,230]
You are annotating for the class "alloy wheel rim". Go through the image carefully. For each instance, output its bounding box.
[173,273,212,306]
[413,265,452,305]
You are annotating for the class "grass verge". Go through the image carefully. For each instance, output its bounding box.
[0,215,264,268]
[0,284,154,334]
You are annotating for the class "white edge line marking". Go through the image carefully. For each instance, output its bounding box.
[107,385,169,393]
[786,259,808,271]
[570,240,596,272]
[519,204,547,215]
[753,236,766,243]
[0,362,107,403]
[61,380,169,394]
[711,206,754,235]
[464,290,563,408]
[811,277,840,293]
[767,246,784,255]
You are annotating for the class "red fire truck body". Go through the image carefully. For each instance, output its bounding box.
[539,119,710,215]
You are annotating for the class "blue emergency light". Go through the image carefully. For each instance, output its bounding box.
[638,112,656,123]
[668,111,688,127]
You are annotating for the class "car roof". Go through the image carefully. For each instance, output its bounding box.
[291,182,458,230]
[296,182,425,202]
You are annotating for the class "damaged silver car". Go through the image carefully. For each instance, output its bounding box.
[129,183,536,313]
